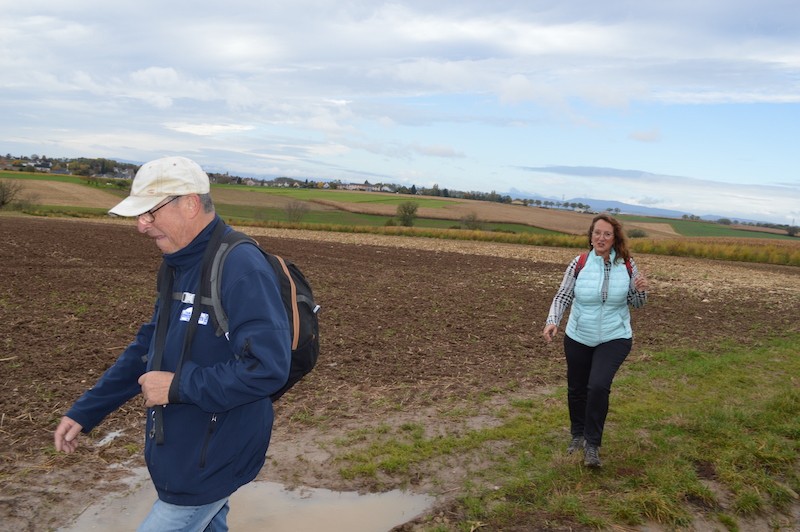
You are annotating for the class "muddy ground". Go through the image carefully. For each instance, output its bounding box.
[1,216,798,531]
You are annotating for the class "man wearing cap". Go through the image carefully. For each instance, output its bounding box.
[54,156,291,531]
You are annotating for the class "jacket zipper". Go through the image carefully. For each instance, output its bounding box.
[199,413,218,468]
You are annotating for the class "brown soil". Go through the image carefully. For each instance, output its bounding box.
[1,215,798,531]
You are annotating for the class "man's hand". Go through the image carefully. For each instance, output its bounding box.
[54,416,83,453]
[138,371,175,407]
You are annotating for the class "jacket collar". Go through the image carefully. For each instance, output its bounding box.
[589,247,617,265]
[162,215,221,269]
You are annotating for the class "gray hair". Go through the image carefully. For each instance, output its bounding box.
[198,193,215,213]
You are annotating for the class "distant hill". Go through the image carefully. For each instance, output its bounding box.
[506,189,726,220]
[567,197,691,219]
[566,198,761,224]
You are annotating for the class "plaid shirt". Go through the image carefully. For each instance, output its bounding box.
[546,255,647,326]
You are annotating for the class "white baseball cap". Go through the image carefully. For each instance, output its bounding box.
[109,156,210,217]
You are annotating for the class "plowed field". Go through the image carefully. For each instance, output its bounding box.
[1,215,798,531]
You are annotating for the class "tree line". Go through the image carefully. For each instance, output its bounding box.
[3,153,797,235]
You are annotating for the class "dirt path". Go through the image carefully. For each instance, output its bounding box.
[0,216,798,531]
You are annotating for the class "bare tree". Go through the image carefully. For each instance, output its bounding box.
[0,180,23,209]
[460,212,484,230]
[285,200,310,223]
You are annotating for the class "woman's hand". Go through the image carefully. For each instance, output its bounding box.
[542,324,558,343]
[634,271,648,292]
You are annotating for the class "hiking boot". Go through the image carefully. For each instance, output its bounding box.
[584,444,602,468]
[567,436,585,455]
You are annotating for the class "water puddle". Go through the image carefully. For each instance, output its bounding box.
[57,467,434,532]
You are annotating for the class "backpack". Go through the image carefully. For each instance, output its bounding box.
[573,251,632,278]
[157,221,320,402]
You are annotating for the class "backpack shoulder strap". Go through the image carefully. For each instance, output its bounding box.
[573,252,589,278]
[153,260,174,372]
[177,219,228,350]
[207,229,260,337]
[156,260,171,304]
[152,257,175,445]
[209,232,303,351]
[164,220,229,407]
[264,254,300,351]
[624,257,633,277]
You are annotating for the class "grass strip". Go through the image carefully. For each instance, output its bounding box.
[335,335,800,530]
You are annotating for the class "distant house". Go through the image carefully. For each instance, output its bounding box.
[119,168,135,179]
[344,183,381,192]
[271,177,297,187]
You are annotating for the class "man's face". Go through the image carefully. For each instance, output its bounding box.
[137,196,193,254]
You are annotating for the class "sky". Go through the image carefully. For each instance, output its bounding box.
[1,1,799,224]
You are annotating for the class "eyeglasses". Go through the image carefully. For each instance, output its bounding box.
[592,230,614,239]
[138,196,178,223]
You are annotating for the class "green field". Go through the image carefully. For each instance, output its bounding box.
[620,214,793,240]
[215,184,457,208]
[3,173,798,265]
[0,170,86,184]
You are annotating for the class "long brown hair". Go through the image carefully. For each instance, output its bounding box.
[587,213,631,264]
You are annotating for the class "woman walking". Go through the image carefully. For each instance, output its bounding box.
[543,214,648,467]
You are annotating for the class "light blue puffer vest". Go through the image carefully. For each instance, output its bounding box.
[565,249,632,347]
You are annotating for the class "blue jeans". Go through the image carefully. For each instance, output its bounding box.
[564,335,632,447]
[137,497,230,532]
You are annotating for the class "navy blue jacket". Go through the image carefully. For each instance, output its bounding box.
[66,217,291,505]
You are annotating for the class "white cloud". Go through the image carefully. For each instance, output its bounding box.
[2,1,799,223]
[518,166,800,222]
[164,123,256,136]
[412,144,465,158]
[629,129,661,143]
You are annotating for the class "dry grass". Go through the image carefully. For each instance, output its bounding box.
[11,180,119,209]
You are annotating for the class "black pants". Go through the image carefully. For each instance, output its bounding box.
[564,335,632,447]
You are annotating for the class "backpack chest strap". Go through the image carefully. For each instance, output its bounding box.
[171,291,213,307]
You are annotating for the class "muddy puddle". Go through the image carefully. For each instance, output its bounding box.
[57,467,434,531]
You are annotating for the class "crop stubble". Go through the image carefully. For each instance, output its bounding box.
[0,216,798,531]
